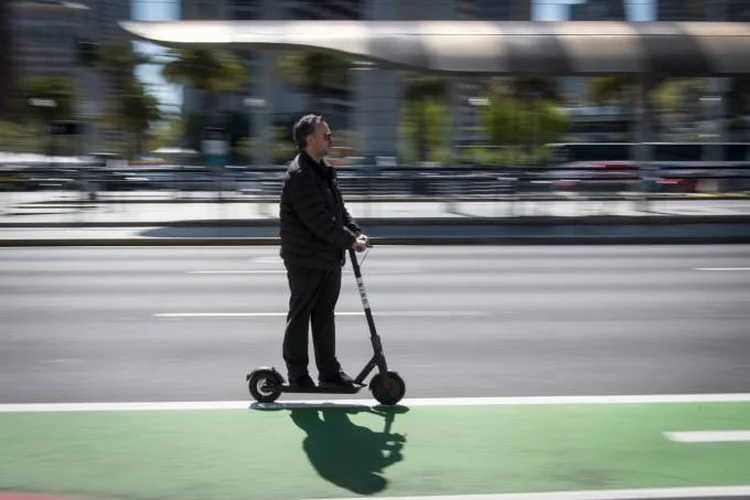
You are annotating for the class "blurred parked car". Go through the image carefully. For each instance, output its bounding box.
[548,161,639,193]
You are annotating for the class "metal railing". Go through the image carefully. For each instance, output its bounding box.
[2,162,750,203]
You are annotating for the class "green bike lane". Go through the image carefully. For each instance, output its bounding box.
[1,397,750,500]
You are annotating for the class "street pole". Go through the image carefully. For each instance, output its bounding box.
[244,97,266,166]
[28,98,57,158]
[704,0,729,163]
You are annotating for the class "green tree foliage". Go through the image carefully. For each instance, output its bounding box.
[401,73,448,163]
[93,42,157,155]
[587,76,639,108]
[162,48,247,120]
[274,51,350,113]
[19,77,77,123]
[482,95,568,165]
[121,79,162,156]
[400,98,448,164]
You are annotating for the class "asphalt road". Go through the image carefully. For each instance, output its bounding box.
[1,245,748,404]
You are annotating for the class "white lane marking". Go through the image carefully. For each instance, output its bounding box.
[3,394,750,413]
[153,311,489,318]
[694,267,750,271]
[186,270,285,274]
[305,486,750,500]
[252,256,282,264]
[0,401,253,413]
[665,431,750,442]
[186,269,418,275]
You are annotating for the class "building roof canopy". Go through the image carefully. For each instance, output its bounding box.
[120,20,750,76]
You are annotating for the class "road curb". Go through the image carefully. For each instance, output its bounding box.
[1,214,748,229]
[17,193,750,205]
[3,235,750,247]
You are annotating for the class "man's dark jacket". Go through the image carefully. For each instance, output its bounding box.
[279,151,361,270]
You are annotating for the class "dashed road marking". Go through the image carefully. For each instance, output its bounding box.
[153,310,489,318]
[665,431,750,443]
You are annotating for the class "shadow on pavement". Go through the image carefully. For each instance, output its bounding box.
[288,405,409,495]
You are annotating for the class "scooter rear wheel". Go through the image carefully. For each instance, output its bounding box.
[248,369,282,403]
[369,371,405,405]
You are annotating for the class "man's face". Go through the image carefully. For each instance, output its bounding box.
[308,120,332,158]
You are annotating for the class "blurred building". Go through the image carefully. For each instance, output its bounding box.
[657,0,713,21]
[553,1,628,142]
[289,0,362,21]
[570,0,626,21]
[557,1,626,113]
[180,0,360,128]
[727,0,750,21]
[656,0,750,146]
[657,0,750,21]
[181,0,225,19]
[475,0,531,20]
[9,1,88,81]
[657,0,708,20]
[84,0,131,42]
[0,0,14,121]
[8,0,131,149]
[180,0,532,163]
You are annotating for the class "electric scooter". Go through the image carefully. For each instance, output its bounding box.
[246,240,406,406]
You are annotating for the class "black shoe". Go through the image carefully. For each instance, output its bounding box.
[289,374,316,389]
[320,370,356,387]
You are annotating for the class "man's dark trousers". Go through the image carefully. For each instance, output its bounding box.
[283,263,343,382]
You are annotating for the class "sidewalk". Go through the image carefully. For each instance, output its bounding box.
[1,191,748,246]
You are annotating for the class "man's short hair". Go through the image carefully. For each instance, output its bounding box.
[292,114,323,150]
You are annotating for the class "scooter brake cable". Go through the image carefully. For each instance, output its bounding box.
[358,248,369,267]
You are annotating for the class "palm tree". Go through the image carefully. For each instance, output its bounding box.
[504,77,560,105]
[587,76,668,141]
[19,77,78,123]
[274,51,350,115]
[14,77,77,155]
[403,73,448,163]
[587,76,638,109]
[121,79,162,156]
[95,42,152,99]
[93,42,152,150]
[161,48,247,131]
[651,78,706,136]
[487,77,561,164]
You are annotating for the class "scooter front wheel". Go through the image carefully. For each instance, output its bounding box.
[248,369,283,403]
[369,371,405,406]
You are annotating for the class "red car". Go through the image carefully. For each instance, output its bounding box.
[551,161,639,193]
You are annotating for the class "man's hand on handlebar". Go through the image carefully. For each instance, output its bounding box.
[352,234,369,252]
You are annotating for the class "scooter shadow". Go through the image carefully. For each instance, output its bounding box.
[254,403,409,495]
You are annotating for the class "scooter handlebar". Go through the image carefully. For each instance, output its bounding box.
[353,235,373,248]
[347,237,372,260]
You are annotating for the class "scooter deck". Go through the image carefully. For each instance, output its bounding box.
[278,382,365,394]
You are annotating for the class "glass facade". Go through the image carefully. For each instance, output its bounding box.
[570,0,626,21]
